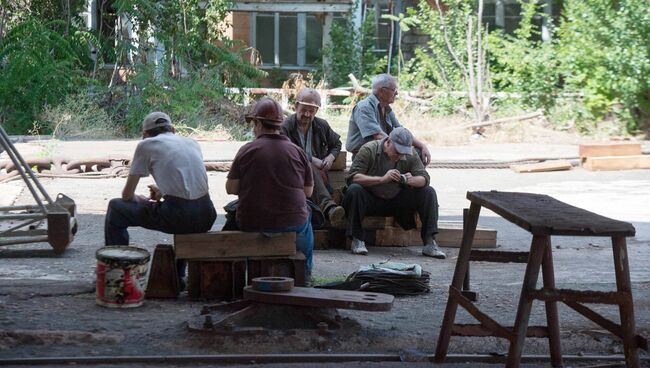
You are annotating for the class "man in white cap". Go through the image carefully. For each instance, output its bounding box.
[105,111,216,246]
[282,88,345,224]
[342,127,445,258]
[346,73,431,165]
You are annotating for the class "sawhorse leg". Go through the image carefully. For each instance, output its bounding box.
[612,236,640,368]
[435,202,481,362]
[506,235,546,368]
[541,237,563,367]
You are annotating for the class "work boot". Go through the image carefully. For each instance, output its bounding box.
[326,205,346,225]
[351,238,368,255]
[422,240,446,259]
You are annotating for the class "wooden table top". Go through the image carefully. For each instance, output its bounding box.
[467,191,636,237]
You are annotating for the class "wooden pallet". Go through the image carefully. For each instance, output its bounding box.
[582,155,650,171]
[174,231,296,259]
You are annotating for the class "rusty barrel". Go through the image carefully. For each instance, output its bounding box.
[96,246,151,308]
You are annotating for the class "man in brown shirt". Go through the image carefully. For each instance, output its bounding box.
[342,127,445,258]
[226,98,315,274]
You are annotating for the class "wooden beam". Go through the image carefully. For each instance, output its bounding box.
[175,231,296,259]
[330,151,347,171]
[582,155,650,171]
[230,3,353,13]
[579,142,642,159]
[510,160,573,173]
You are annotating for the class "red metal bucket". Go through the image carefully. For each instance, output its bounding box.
[96,246,150,308]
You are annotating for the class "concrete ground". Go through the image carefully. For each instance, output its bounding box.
[0,139,649,367]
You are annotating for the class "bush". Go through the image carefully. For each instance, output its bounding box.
[0,18,92,134]
[41,92,114,139]
[557,0,650,131]
[489,0,560,111]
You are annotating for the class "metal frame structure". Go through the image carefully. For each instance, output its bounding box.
[0,126,76,253]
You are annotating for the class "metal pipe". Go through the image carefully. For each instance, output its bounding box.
[0,127,50,211]
[0,353,642,366]
[0,127,53,207]
[0,213,45,220]
[0,217,43,234]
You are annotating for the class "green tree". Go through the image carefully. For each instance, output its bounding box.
[489,0,560,110]
[557,0,650,131]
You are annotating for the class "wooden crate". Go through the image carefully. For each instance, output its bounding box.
[373,221,496,248]
[582,155,650,171]
[175,231,295,259]
[187,252,306,300]
[330,151,347,171]
[579,142,641,159]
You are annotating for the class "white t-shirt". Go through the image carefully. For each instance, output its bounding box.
[130,133,209,200]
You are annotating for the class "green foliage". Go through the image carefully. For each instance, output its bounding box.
[318,5,381,88]
[401,0,474,91]
[0,18,92,134]
[41,92,114,139]
[489,0,560,110]
[557,0,650,131]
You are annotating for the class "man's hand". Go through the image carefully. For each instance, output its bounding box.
[420,145,431,166]
[321,154,335,171]
[148,184,162,201]
[311,157,324,170]
[133,194,149,203]
[382,169,402,183]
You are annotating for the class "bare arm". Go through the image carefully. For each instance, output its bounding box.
[225,179,240,195]
[412,137,431,166]
[122,175,141,201]
[304,185,313,198]
[351,169,401,187]
[403,173,427,188]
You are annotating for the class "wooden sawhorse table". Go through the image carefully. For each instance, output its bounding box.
[435,191,647,367]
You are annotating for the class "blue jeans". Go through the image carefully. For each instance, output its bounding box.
[244,212,314,275]
[105,194,217,245]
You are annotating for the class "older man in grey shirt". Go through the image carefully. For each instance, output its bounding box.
[346,74,431,165]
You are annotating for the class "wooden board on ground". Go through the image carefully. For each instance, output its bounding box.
[175,231,296,259]
[510,160,572,173]
[579,142,641,159]
[244,286,394,311]
[582,155,650,171]
[330,151,347,171]
[374,221,496,248]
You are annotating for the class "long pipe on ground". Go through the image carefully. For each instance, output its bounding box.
[0,353,646,365]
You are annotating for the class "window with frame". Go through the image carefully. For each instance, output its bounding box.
[252,12,324,68]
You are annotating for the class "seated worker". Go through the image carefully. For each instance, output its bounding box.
[342,127,445,259]
[226,98,315,275]
[346,73,431,165]
[282,88,345,224]
[105,112,217,284]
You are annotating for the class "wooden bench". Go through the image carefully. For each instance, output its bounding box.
[435,191,647,367]
[174,231,304,300]
[315,216,497,250]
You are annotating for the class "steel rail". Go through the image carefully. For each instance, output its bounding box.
[0,353,644,366]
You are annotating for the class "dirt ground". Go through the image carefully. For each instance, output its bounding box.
[1,139,649,367]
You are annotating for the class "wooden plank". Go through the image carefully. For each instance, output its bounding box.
[175,231,296,259]
[373,221,497,248]
[146,244,179,299]
[579,142,641,158]
[582,155,650,171]
[328,170,346,190]
[510,160,572,173]
[467,191,635,237]
[330,151,347,171]
[243,286,394,311]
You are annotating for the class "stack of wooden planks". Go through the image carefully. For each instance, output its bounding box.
[580,142,649,171]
